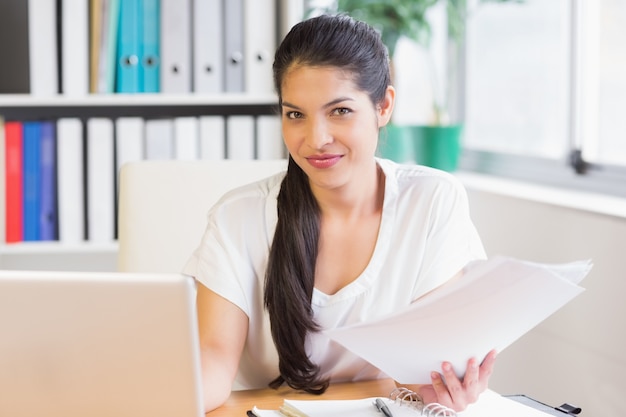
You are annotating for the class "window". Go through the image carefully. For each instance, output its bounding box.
[464,0,570,159]
[461,0,626,198]
[303,0,626,198]
[592,0,626,165]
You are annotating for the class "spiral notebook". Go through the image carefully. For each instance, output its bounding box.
[249,387,565,417]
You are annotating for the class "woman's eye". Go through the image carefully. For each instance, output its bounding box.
[285,111,303,119]
[332,107,351,116]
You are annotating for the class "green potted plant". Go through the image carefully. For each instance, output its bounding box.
[307,0,523,171]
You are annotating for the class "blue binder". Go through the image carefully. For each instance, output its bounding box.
[22,122,41,241]
[116,0,142,93]
[39,121,58,241]
[141,0,160,92]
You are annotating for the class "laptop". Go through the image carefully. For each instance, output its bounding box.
[0,270,204,417]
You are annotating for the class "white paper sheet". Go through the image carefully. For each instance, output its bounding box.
[325,256,591,385]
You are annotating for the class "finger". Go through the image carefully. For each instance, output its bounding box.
[480,349,497,379]
[478,349,497,385]
[430,371,450,394]
[433,361,475,411]
[430,370,451,405]
[481,349,498,367]
[441,362,465,403]
[462,357,481,400]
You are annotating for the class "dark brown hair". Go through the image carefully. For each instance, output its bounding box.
[264,14,391,394]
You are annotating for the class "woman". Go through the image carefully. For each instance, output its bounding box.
[183,14,496,413]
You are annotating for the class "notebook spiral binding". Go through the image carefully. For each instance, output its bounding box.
[389,387,457,417]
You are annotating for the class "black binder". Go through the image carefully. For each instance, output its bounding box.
[506,394,582,416]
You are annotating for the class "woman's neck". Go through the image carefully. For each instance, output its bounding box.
[313,161,385,221]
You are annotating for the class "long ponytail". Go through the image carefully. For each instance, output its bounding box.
[264,157,329,393]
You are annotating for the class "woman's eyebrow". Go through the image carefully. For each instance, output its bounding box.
[280,100,301,110]
[281,97,354,110]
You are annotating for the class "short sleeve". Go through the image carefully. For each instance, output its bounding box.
[181,175,282,318]
[183,206,252,315]
[410,175,486,299]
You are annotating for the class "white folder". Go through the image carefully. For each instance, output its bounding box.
[145,119,174,160]
[193,0,223,93]
[61,0,89,96]
[115,117,145,177]
[160,0,192,93]
[28,0,59,95]
[56,118,85,243]
[278,0,303,39]
[256,115,285,160]
[86,118,115,242]
[224,0,245,92]
[174,117,200,160]
[244,0,277,94]
[226,115,255,160]
[199,116,226,160]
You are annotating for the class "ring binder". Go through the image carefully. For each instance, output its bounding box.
[389,387,423,404]
[422,403,457,417]
[390,387,457,417]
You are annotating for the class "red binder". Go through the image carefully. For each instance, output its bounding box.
[5,121,23,243]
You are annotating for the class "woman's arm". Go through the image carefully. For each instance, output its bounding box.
[196,283,249,412]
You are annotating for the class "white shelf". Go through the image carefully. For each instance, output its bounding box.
[0,93,280,120]
[0,93,278,107]
[0,241,117,255]
[0,242,118,272]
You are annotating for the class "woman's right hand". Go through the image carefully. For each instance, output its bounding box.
[401,349,497,412]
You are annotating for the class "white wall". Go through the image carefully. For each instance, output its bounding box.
[465,185,626,417]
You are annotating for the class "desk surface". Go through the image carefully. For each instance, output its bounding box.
[206,378,397,416]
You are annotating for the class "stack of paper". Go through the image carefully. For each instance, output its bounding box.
[326,256,591,384]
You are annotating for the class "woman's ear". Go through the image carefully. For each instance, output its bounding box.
[377,86,396,128]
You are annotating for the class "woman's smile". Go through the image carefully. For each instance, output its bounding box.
[306,154,343,169]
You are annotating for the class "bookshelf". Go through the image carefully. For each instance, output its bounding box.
[0,94,280,272]
[0,0,304,272]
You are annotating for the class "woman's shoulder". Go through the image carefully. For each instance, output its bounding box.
[377,157,464,194]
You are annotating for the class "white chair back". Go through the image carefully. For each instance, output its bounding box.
[117,159,287,273]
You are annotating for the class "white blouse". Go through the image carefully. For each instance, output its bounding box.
[183,158,486,390]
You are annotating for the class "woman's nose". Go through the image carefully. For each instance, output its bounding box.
[305,119,333,149]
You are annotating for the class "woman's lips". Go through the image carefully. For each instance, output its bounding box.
[306,155,342,169]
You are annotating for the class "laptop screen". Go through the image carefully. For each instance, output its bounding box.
[0,270,204,417]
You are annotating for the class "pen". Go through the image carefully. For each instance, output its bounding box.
[374,398,394,417]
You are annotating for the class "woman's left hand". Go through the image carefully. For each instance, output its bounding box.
[409,349,497,412]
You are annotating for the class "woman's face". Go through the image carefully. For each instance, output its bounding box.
[280,65,394,192]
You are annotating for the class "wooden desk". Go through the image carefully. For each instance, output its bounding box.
[206,378,397,416]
